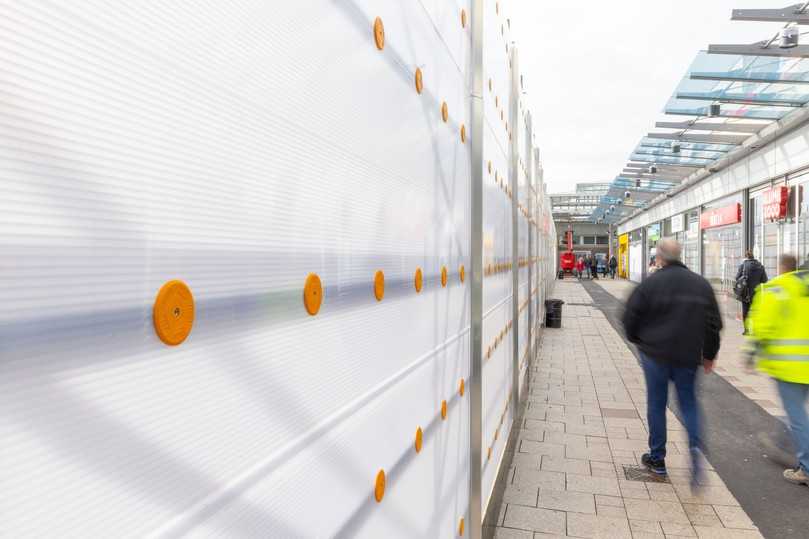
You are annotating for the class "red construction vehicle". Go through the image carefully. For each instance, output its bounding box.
[559,228,576,274]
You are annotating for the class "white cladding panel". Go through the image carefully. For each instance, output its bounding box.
[1,1,555,537]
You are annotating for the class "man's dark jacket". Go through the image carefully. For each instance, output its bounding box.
[734,258,768,303]
[622,261,722,367]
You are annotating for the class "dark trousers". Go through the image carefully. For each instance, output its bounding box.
[741,298,755,333]
[640,352,701,460]
[610,268,616,279]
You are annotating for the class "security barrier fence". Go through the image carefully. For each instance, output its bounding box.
[0,1,556,537]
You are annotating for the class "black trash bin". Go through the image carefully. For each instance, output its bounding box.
[544,299,564,328]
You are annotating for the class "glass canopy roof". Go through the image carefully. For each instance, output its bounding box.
[591,49,809,224]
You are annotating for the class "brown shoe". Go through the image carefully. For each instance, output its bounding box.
[783,467,809,485]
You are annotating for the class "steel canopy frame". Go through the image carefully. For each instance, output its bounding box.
[708,43,809,58]
[731,5,809,24]
[690,70,809,84]
[645,132,750,144]
[654,120,765,133]
[675,91,806,107]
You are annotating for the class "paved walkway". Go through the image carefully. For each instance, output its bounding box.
[485,280,764,539]
[591,279,787,422]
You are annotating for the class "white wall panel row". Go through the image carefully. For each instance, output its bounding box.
[1,0,556,536]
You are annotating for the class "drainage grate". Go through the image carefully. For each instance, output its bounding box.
[623,465,670,483]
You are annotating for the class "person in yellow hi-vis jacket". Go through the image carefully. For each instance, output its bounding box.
[746,253,809,486]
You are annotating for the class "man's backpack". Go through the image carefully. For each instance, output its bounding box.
[734,262,752,303]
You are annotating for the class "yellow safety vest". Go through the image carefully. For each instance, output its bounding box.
[747,270,809,384]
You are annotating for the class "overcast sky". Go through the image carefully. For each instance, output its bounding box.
[509,1,781,194]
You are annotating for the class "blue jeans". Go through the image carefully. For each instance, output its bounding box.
[640,353,701,460]
[775,380,809,473]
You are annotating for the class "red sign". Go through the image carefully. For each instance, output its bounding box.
[700,203,741,229]
[762,186,788,221]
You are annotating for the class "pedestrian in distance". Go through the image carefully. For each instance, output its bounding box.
[734,249,767,334]
[576,257,584,280]
[609,254,618,279]
[746,254,809,486]
[622,238,722,488]
[590,255,599,280]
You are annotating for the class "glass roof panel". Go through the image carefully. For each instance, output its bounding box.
[638,138,736,152]
[664,99,789,120]
[633,148,724,160]
[629,153,714,166]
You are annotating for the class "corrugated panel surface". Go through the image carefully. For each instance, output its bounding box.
[0,0,556,537]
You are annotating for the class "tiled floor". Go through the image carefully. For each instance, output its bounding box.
[592,279,787,421]
[486,280,764,539]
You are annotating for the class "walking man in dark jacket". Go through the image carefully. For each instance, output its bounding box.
[622,238,723,486]
[735,249,767,332]
[609,255,618,279]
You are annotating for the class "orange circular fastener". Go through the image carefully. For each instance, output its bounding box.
[488,78,492,92]
[441,400,448,420]
[487,447,492,461]
[374,469,386,502]
[459,518,465,536]
[415,427,423,453]
[494,427,499,441]
[487,161,492,174]
[459,378,465,396]
[459,264,465,283]
[495,96,499,108]
[460,124,466,143]
[153,280,195,346]
[303,273,323,316]
[441,266,448,287]
[414,68,423,94]
[373,270,385,301]
[461,9,467,28]
[441,101,449,122]
[496,2,499,14]
[486,345,491,359]
[414,267,423,293]
[373,17,385,50]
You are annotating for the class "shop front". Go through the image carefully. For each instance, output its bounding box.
[629,229,643,282]
[750,183,795,277]
[701,197,743,319]
[646,223,661,271]
[799,174,809,268]
[618,233,629,278]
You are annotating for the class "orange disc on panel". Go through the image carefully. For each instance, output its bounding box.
[373,17,385,50]
[415,68,423,94]
[153,280,194,346]
[460,124,466,143]
[488,78,492,92]
[374,469,386,502]
[373,270,385,301]
[487,447,492,460]
[459,378,465,396]
[459,518,465,536]
[461,8,467,28]
[415,427,423,453]
[487,161,492,174]
[414,267,423,293]
[441,266,448,287]
[495,96,499,108]
[441,101,449,122]
[441,400,448,419]
[303,273,323,316]
[459,264,465,283]
[496,2,499,14]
